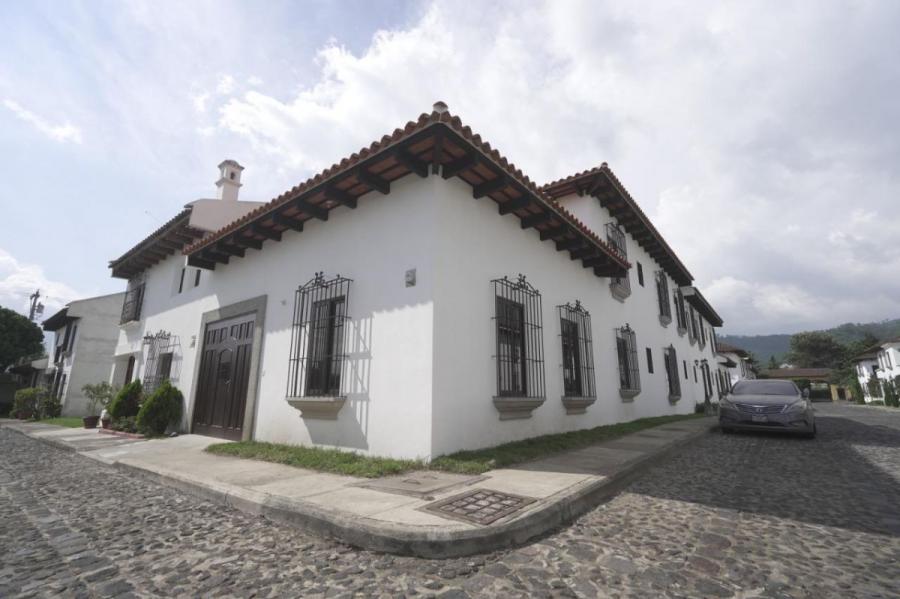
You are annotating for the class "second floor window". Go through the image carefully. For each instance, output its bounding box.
[558,301,596,398]
[656,271,671,323]
[674,288,687,331]
[698,317,707,349]
[688,306,698,344]
[606,223,631,296]
[493,275,545,398]
[287,273,352,398]
[121,282,145,324]
[616,324,640,395]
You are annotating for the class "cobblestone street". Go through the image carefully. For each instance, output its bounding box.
[2,403,899,598]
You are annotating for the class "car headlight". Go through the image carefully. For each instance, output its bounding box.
[784,400,808,414]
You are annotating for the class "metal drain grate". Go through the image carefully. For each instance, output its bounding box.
[422,489,536,526]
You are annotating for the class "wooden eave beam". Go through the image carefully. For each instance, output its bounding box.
[217,243,245,258]
[520,211,552,229]
[229,234,263,250]
[570,246,595,260]
[431,130,444,175]
[582,255,609,267]
[473,176,508,199]
[324,186,358,209]
[202,249,230,264]
[441,153,477,179]
[295,198,328,221]
[555,237,583,251]
[393,148,428,178]
[355,168,390,195]
[498,196,531,215]
[272,213,304,232]
[540,226,566,241]
[253,224,281,242]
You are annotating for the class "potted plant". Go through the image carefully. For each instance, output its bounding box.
[81,382,117,429]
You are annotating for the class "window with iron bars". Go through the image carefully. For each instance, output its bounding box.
[605,223,631,296]
[688,306,698,344]
[287,273,351,398]
[674,288,687,332]
[663,345,681,400]
[616,324,640,396]
[698,316,707,349]
[142,331,177,394]
[558,301,596,399]
[493,275,545,398]
[120,282,145,324]
[656,271,671,324]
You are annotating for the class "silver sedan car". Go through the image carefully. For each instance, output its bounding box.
[719,379,816,438]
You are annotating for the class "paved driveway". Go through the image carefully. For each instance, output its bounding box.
[2,403,898,598]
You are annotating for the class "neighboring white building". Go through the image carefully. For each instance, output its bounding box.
[107,104,726,460]
[717,342,755,388]
[853,338,900,402]
[41,292,126,416]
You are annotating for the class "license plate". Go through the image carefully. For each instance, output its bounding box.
[751,415,768,423]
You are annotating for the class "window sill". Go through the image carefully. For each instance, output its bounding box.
[677,326,687,337]
[668,394,681,404]
[493,396,545,420]
[609,283,631,303]
[561,395,596,415]
[659,314,672,327]
[119,319,141,329]
[619,388,640,402]
[286,396,346,420]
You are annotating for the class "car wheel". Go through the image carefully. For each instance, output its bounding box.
[721,426,733,434]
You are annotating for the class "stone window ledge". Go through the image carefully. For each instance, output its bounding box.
[286,396,346,420]
[668,394,681,404]
[619,388,640,402]
[609,283,631,303]
[677,326,687,337]
[561,396,597,415]
[659,314,672,327]
[493,396,545,420]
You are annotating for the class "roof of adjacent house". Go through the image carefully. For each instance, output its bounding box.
[760,368,832,380]
[109,207,207,279]
[541,164,693,286]
[681,286,724,327]
[718,355,738,367]
[182,104,632,280]
[717,341,749,357]
[851,343,883,361]
[41,307,73,331]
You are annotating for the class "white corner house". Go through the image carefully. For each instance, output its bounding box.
[106,104,726,460]
[40,292,126,416]
[716,342,755,389]
[853,339,900,402]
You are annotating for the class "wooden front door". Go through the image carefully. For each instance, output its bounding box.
[192,313,256,440]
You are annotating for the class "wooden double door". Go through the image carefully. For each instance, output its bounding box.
[192,313,256,441]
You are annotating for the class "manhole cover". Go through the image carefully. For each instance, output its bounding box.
[421,488,536,526]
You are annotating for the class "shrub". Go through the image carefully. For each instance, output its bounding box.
[849,376,865,405]
[38,392,61,419]
[884,379,900,408]
[11,387,44,419]
[81,382,118,416]
[110,416,138,433]
[870,400,885,406]
[108,379,143,420]
[136,381,183,436]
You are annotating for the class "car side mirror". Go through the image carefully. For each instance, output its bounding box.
[802,389,810,399]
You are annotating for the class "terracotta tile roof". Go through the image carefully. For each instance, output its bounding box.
[541,163,694,286]
[183,106,630,274]
[716,341,748,356]
[109,207,206,279]
[760,368,832,380]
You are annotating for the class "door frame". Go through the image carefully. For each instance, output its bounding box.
[187,296,267,442]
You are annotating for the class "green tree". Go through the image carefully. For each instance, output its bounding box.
[0,306,45,370]
[787,331,847,369]
[849,375,865,404]
[768,355,778,369]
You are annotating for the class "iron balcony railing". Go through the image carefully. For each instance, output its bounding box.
[120,284,145,324]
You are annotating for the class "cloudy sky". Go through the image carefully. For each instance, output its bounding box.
[1,0,898,335]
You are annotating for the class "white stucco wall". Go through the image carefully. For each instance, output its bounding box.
[113,176,436,459]
[429,178,718,457]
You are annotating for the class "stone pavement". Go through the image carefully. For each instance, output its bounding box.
[1,416,714,558]
[1,402,898,598]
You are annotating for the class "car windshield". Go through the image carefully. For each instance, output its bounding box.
[731,380,799,396]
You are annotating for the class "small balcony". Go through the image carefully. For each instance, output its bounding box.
[120,284,145,325]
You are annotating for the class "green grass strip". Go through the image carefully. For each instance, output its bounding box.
[205,413,702,478]
[38,417,85,428]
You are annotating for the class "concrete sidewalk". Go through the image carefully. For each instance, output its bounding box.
[1,416,715,558]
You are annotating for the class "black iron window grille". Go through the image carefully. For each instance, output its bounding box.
[493,275,545,398]
[688,306,698,344]
[606,223,631,294]
[287,272,352,398]
[701,360,713,400]
[120,283,145,324]
[656,271,671,322]
[142,331,177,393]
[698,317,707,349]
[674,288,687,331]
[557,301,596,398]
[616,324,640,395]
[664,345,681,400]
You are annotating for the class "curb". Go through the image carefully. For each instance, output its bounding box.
[112,422,715,558]
[2,424,80,454]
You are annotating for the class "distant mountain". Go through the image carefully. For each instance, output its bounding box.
[720,318,900,364]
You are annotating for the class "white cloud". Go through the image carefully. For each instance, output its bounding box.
[0,248,81,319]
[3,99,83,144]
[216,74,236,94]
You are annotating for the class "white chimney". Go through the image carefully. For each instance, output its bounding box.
[216,159,244,201]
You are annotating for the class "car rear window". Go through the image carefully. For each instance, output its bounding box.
[731,380,799,396]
